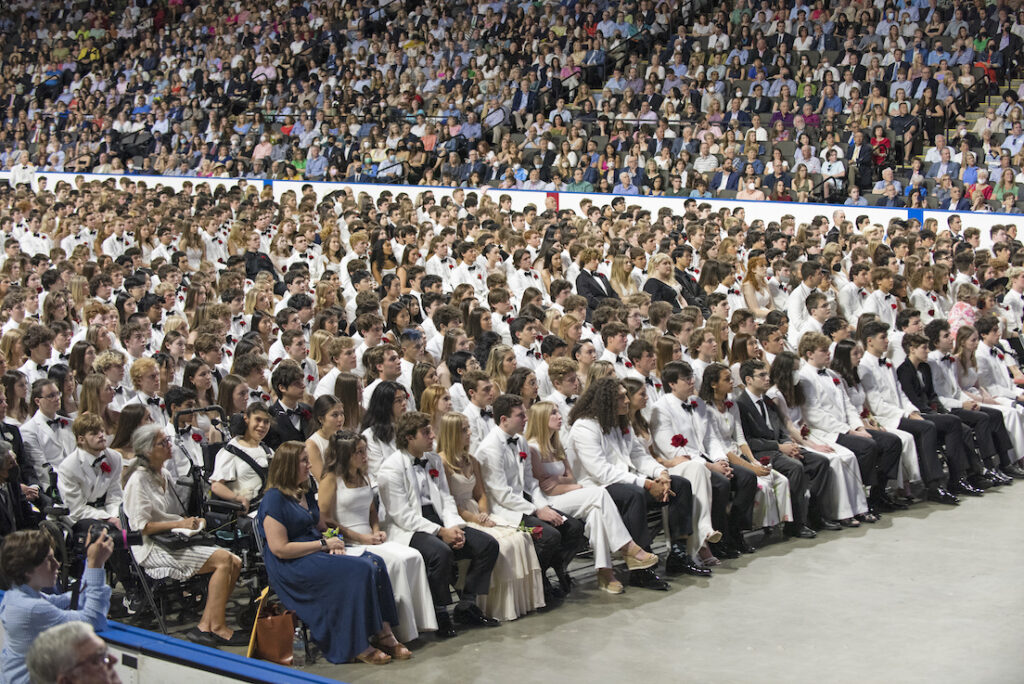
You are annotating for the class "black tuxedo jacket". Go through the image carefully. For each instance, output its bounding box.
[265,400,316,450]
[576,270,620,313]
[736,392,790,453]
[896,360,946,414]
[674,268,704,308]
[0,478,37,541]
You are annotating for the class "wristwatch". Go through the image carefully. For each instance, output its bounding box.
[320,538,328,551]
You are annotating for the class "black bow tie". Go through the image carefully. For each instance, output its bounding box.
[285,407,301,417]
[564,396,576,405]
[113,386,123,395]
[152,323,162,331]
[466,265,477,271]
[817,368,828,376]
[412,457,428,468]
[481,408,493,419]
[506,436,519,446]
[233,315,244,321]
[645,377,654,386]
[991,348,1000,357]
[92,455,105,467]
[878,358,887,366]
[47,417,63,428]
[681,401,695,412]
[942,354,953,363]
[615,357,625,364]
[147,396,162,406]
[591,270,603,278]
[177,426,192,436]
[301,323,311,331]
[250,390,264,398]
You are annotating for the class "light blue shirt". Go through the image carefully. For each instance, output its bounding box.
[0,567,109,684]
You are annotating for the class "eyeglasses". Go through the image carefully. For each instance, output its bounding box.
[39,392,61,400]
[70,649,117,671]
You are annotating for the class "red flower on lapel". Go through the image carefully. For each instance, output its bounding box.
[928,309,935,316]
[625,361,633,368]
[99,461,112,474]
[832,377,841,385]
[191,433,203,442]
[518,451,528,462]
[300,409,312,421]
[306,375,314,382]
[891,303,897,310]
[671,434,688,447]
[800,425,810,438]
[429,468,439,479]
[724,400,734,409]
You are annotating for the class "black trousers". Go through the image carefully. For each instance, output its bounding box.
[897,417,944,486]
[920,412,974,481]
[521,509,586,578]
[410,505,499,608]
[836,429,902,495]
[953,406,1014,468]
[710,466,757,539]
[606,475,693,551]
[758,450,832,526]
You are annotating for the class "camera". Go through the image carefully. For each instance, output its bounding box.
[78,523,143,550]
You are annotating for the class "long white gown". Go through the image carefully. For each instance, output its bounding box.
[447,469,545,621]
[707,399,792,528]
[531,455,632,570]
[328,480,437,642]
[767,388,869,520]
[955,361,1024,460]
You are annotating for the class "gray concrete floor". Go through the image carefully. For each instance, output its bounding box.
[298,486,1024,684]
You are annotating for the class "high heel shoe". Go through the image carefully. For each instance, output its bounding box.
[624,549,659,571]
[597,574,624,594]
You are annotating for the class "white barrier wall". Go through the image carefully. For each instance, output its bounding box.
[2,170,1020,249]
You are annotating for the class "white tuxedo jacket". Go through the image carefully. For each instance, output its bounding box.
[798,365,864,441]
[56,447,123,523]
[474,426,548,525]
[859,352,914,429]
[377,449,464,546]
[566,418,666,489]
[650,394,721,461]
[21,411,76,483]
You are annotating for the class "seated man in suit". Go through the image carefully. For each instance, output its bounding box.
[476,394,585,603]
[926,147,960,179]
[264,361,315,450]
[575,247,619,315]
[896,333,988,495]
[735,360,838,537]
[21,378,76,485]
[939,185,971,210]
[710,158,741,193]
[378,411,500,638]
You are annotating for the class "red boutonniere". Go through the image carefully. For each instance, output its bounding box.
[448,263,455,270]
[300,409,312,421]
[690,400,698,409]
[885,361,893,368]
[99,461,112,474]
[536,335,544,341]
[998,352,1005,361]
[859,290,867,298]
[60,418,69,427]
[625,361,633,368]
[272,357,283,366]
[800,425,810,438]
[261,393,271,401]
[191,433,203,443]
[671,434,688,447]
[428,468,439,479]
[655,383,662,390]
[891,303,898,310]
[949,275,955,283]
[928,309,935,316]
[832,377,841,385]
[306,374,315,382]
[225,349,233,357]
[477,274,483,280]
[724,400,734,409]
[519,451,528,462]
[239,320,246,326]
[930,294,937,302]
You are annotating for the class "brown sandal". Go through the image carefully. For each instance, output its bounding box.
[373,636,413,660]
[353,647,391,665]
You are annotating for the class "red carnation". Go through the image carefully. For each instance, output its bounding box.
[536,335,544,341]
[625,361,633,368]
[429,468,439,479]
[861,408,870,419]
[307,375,314,382]
[885,361,893,368]
[477,274,483,280]
[191,433,202,442]
[622,427,630,435]
[928,309,935,316]
[690,400,698,408]
[670,434,688,447]
[833,377,841,385]
[448,264,455,270]
[225,349,233,357]
[60,419,68,427]
[891,303,897,310]
[724,400,734,409]
[99,461,112,474]
[519,451,528,462]
[930,294,937,301]
[655,383,662,390]
[530,526,544,540]
[261,393,271,401]
[239,320,246,326]
[998,353,1005,360]
[301,409,312,420]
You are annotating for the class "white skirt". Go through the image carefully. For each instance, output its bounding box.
[362,541,437,642]
[467,524,545,622]
[753,470,793,528]
[667,459,720,561]
[807,444,869,520]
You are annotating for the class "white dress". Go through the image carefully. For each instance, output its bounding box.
[531,454,632,570]
[327,479,436,643]
[447,468,545,621]
[745,284,774,320]
[845,382,922,488]
[767,388,868,520]
[707,399,792,528]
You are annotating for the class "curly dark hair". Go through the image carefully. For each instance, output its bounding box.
[568,377,626,432]
[698,362,730,404]
[768,351,806,408]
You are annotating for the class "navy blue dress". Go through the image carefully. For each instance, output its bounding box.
[257,488,399,663]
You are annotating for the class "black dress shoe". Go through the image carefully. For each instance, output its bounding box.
[435,612,458,639]
[665,553,712,577]
[987,468,1012,485]
[709,541,741,559]
[556,571,575,595]
[628,568,670,590]
[453,603,500,628]
[880,492,910,510]
[814,518,843,531]
[926,487,960,505]
[968,473,995,490]
[732,536,757,554]
[951,478,984,497]
[1004,463,1024,478]
[786,524,817,539]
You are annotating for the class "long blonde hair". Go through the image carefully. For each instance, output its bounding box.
[484,344,514,392]
[524,401,565,461]
[609,254,638,297]
[436,411,472,473]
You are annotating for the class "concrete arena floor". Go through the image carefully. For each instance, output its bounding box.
[292,486,1024,684]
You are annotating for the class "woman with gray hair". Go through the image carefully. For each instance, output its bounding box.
[123,424,246,647]
[25,621,119,684]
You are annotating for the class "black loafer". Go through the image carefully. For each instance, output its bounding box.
[926,487,960,505]
[732,536,757,554]
[665,553,712,577]
[709,541,740,559]
[815,519,843,531]
[213,631,251,647]
[628,568,670,590]
[786,524,817,539]
[453,603,500,628]
[184,628,221,647]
